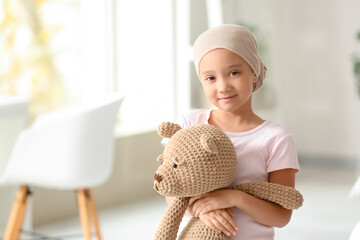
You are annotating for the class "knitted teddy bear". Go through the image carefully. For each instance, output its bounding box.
[153,122,303,240]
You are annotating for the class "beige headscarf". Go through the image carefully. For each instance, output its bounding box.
[193,24,267,92]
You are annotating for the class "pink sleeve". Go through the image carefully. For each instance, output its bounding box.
[266,133,300,173]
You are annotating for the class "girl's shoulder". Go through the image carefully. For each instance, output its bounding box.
[161,109,210,146]
[263,121,292,137]
[255,121,295,147]
[177,109,210,128]
[264,120,290,135]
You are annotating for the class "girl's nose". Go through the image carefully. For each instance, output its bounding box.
[217,78,231,93]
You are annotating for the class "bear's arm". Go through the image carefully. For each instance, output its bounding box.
[232,181,303,210]
[154,197,190,240]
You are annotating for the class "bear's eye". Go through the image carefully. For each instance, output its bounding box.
[172,163,177,168]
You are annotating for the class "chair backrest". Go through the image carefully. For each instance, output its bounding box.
[1,94,123,190]
[0,97,29,177]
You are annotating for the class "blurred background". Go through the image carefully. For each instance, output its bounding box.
[1,0,360,239]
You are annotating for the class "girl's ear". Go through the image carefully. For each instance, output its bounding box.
[253,74,258,92]
[157,122,182,138]
[200,134,218,154]
[253,73,257,82]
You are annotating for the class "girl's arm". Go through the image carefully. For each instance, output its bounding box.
[190,168,296,228]
[166,196,238,236]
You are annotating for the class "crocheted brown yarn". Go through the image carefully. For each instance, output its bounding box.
[153,122,304,240]
[155,123,237,197]
[158,122,182,138]
[154,197,190,240]
[233,182,303,210]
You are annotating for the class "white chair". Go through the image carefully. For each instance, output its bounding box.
[1,94,123,240]
[0,97,29,172]
[350,176,360,240]
[0,97,30,234]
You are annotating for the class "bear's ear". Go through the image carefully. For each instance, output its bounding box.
[158,122,182,138]
[200,134,218,154]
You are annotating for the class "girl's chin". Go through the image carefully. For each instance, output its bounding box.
[215,105,245,113]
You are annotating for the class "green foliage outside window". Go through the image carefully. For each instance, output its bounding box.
[353,30,360,98]
[0,0,66,121]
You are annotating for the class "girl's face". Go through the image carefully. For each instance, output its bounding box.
[198,48,257,114]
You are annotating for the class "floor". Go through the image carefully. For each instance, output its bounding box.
[14,164,360,239]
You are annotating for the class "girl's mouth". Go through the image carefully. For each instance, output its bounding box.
[218,94,237,101]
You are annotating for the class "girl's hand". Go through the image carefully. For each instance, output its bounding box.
[199,208,238,236]
[189,189,236,217]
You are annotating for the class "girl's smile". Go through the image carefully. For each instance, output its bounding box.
[218,94,238,102]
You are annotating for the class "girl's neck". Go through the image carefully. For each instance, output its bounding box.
[209,109,264,133]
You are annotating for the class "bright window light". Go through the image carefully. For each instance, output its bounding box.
[114,0,175,134]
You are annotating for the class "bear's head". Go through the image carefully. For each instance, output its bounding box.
[154,122,237,197]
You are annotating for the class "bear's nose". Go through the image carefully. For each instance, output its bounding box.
[154,173,163,183]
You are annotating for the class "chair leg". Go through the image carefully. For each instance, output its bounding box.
[77,189,92,240]
[86,189,102,240]
[3,185,31,240]
[77,189,103,240]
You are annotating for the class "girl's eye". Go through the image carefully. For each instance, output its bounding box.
[230,71,240,76]
[205,76,215,81]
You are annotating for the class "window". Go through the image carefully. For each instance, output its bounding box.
[1,0,226,133]
[114,0,175,134]
[1,0,175,133]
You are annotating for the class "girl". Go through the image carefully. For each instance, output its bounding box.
[164,24,299,240]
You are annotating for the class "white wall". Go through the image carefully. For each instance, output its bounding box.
[227,0,360,161]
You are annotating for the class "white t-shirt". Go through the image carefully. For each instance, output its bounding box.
[162,109,300,240]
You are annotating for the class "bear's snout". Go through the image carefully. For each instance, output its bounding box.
[154,173,163,183]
